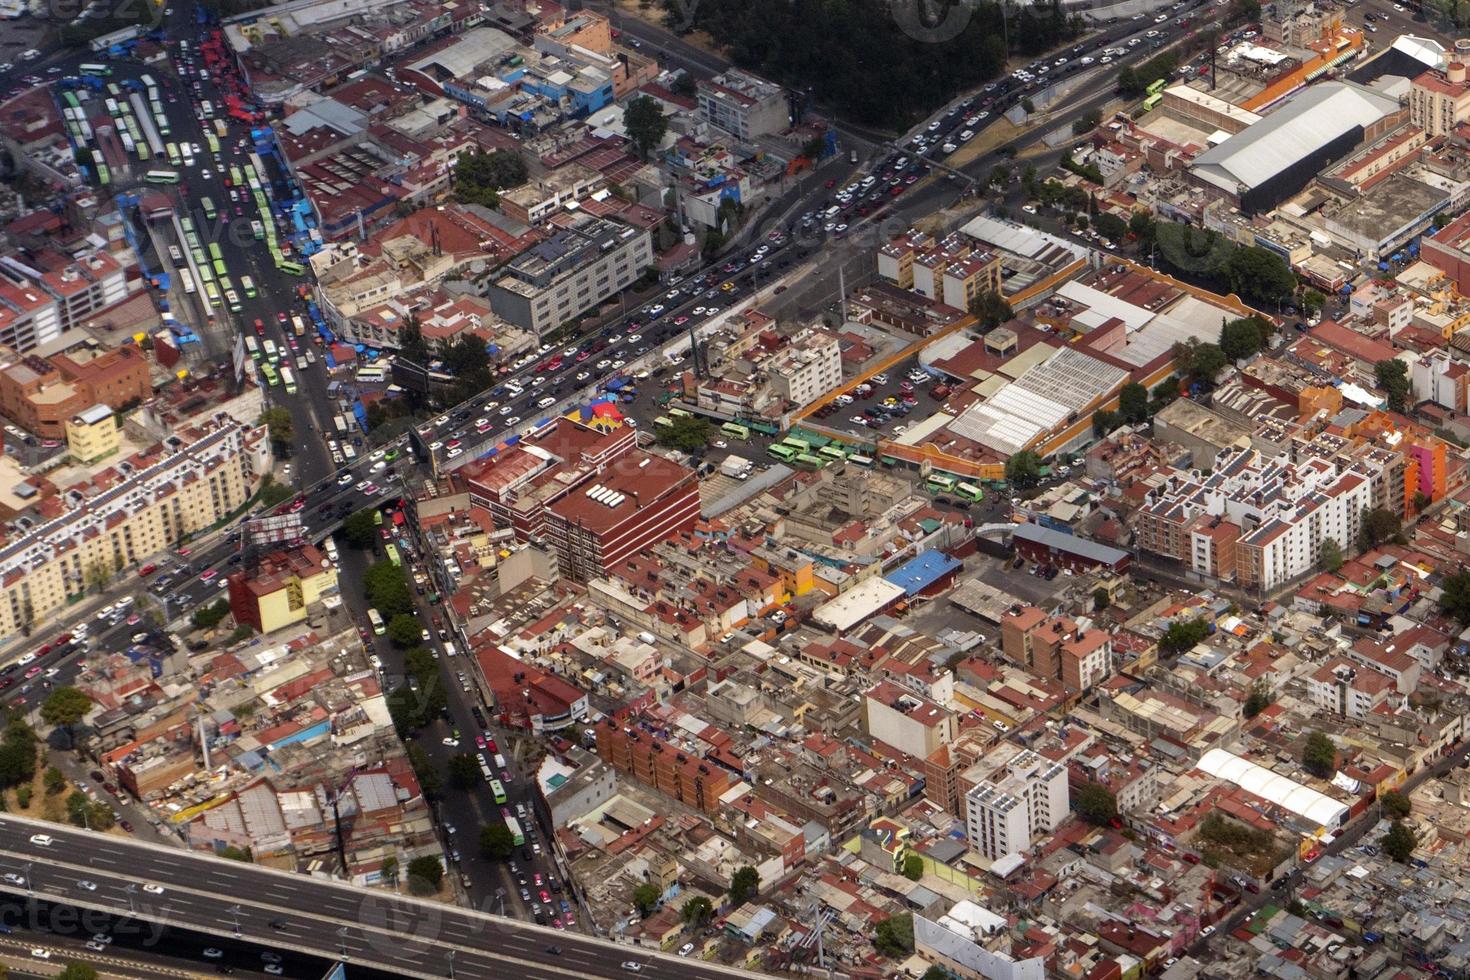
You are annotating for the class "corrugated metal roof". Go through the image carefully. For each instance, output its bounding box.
[1190,81,1401,192]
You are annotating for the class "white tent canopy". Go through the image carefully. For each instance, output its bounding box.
[1197,748,1350,829]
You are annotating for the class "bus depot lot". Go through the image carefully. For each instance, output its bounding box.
[810,356,946,440]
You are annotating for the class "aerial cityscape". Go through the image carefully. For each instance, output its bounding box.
[0,0,1469,976]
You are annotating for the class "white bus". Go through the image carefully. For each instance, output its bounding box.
[179,269,196,295]
[356,366,386,383]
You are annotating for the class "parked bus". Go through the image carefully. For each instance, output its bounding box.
[224,289,242,313]
[768,444,798,463]
[780,437,810,455]
[366,608,386,635]
[926,474,958,494]
[262,339,279,362]
[276,260,305,276]
[214,118,229,139]
[1145,78,1167,96]
[245,336,260,360]
[849,454,875,468]
[818,444,847,463]
[290,315,306,336]
[208,242,224,263]
[95,163,110,186]
[251,220,265,240]
[78,63,112,76]
[179,269,196,295]
[228,165,243,188]
[260,362,279,386]
[241,275,257,299]
[1142,92,1163,111]
[203,281,221,306]
[488,779,508,805]
[281,367,297,393]
[356,366,385,383]
[720,422,750,440]
[205,132,219,155]
[955,482,984,502]
[334,415,349,437]
[654,416,673,428]
[165,142,180,166]
[144,170,180,184]
[668,407,693,419]
[218,275,233,295]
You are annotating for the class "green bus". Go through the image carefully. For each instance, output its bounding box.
[203,281,221,306]
[668,407,693,419]
[144,170,180,184]
[213,258,228,278]
[251,220,265,240]
[229,165,243,187]
[277,260,305,276]
[818,444,847,463]
[654,416,673,428]
[926,474,958,494]
[782,436,811,453]
[218,275,234,295]
[96,163,110,187]
[1145,78,1167,96]
[769,444,798,463]
[201,197,217,221]
[1142,92,1163,112]
[720,422,750,440]
[385,543,401,567]
[208,242,224,263]
[241,275,257,299]
[956,482,984,502]
[488,779,508,805]
[165,142,181,166]
[367,608,386,635]
[373,511,384,526]
[78,63,112,76]
[794,453,826,471]
[260,362,279,386]
[205,132,220,155]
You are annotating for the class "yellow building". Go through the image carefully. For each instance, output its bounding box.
[64,404,120,463]
[751,544,815,600]
[226,543,338,634]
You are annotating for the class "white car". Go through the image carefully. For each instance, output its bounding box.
[622,964,643,973]
[29,835,53,847]
[203,948,224,959]
[30,949,50,960]
[505,416,521,427]
[143,884,166,895]
[576,371,591,381]
[537,397,556,409]
[77,880,97,891]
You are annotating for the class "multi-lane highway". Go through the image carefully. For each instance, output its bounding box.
[0,813,765,980]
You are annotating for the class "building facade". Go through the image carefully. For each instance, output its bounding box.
[963,748,1069,860]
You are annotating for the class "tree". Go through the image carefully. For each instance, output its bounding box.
[874,914,915,957]
[1375,359,1411,414]
[43,767,66,795]
[1093,588,1111,612]
[970,289,1014,331]
[1243,682,1271,719]
[408,743,442,799]
[729,865,759,907]
[1300,289,1325,315]
[1094,211,1128,242]
[988,164,1011,189]
[1318,537,1344,573]
[682,896,714,926]
[1073,783,1119,825]
[1005,450,1042,490]
[479,822,516,860]
[655,414,713,453]
[1222,246,1296,305]
[922,967,952,980]
[191,600,231,631]
[341,509,379,549]
[671,73,698,97]
[1438,570,1470,625]
[1301,731,1338,779]
[448,753,481,791]
[1358,507,1402,552]
[40,687,92,732]
[1173,339,1229,385]
[453,149,528,207]
[1219,316,1268,362]
[83,561,112,594]
[1381,789,1412,819]
[1382,820,1416,862]
[901,853,924,880]
[633,882,662,917]
[1118,382,1150,424]
[381,856,399,889]
[625,96,668,160]
[406,856,443,895]
[1129,211,1156,243]
[1160,618,1209,653]
[218,845,253,862]
[262,407,294,456]
[57,964,98,980]
[388,614,423,649]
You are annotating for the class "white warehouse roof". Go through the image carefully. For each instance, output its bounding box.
[1197,748,1350,829]
[1190,81,1401,194]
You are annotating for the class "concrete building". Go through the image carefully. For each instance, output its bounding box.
[226,544,339,634]
[485,214,652,336]
[1306,656,1395,720]
[1409,62,1470,137]
[0,250,133,354]
[64,404,119,463]
[696,69,787,140]
[0,415,264,635]
[593,716,738,814]
[915,901,1046,980]
[864,680,956,760]
[0,344,152,439]
[496,164,606,225]
[963,747,1069,860]
[767,327,841,408]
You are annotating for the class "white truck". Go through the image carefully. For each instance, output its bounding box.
[720,454,753,479]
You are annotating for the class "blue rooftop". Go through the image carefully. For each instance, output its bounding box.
[883,550,962,597]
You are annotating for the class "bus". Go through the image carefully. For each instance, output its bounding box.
[203,281,221,306]
[225,290,242,313]
[208,242,223,263]
[241,275,257,299]
[277,260,305,276]
[213,258,228,278]
[818,444,847,463]
[373,510,384,527]
[1145,78,1167,96]
[654,416,673,428]
[721,422,750,440]
[769,443,798,463]
[205,132,220,155]
[214,119,229,139]
[926,474,958,494]
[668,407,693,419]
[144,170,180,184]
[356,366,386,383]
[281,367,297,394]
[794,452,826,471]
[503,815,524,846]
[179,269,196,295]
[260,362,279,387]
[245,336,260,360]
[290,315,306,336]
[228,165,243,188]
[780,438,810,455]
[488,780,508,805]
[218,275,234,295]
[251,220,265,240]
[1142,92,1163,112]
[78,63,112,76]
[165,142,180,166]
[366,608,386,636]
[95,163,110,186]
[263,339,279,362]
[849,454,875,468]
[334,415,349,437]
[956,482,984,502]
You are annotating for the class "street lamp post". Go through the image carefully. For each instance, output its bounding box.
[125,883,137,914]
[447,948,457,980]
[228,903,242,936]
[23,862,31,897]
[337,925,351,960]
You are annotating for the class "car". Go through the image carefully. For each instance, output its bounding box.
[91,934,112,946]
[29,834,53,846]
[265,967,284,976]
[29,949,50,960]
[622,963,643,972]
[442,736,459,747]
[546,945,563,955]
[269,920,287,930]
[262,952,283,964]
[1202,925,1216,937]
[506,417,520,426]
[3,873,25,886]
[200,569,217,583]
[679,943,696,956]
[204,948,224,959]
[86,941,107,952]
[76,879,97,891]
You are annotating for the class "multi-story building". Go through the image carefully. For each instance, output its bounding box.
[485,214,652,336]
[1306,656,1395,719]
[0,251,133,354]
[1000,606,1113,693]
[767,327,842,408]
[886,230,1003,309]
[593,716,738,814]
[964,746,1069,860]
[64,405,119,463]
[1409,62,1470,137]
[696,69,787,140]
[495,164,606,225]
[226,544,339,634]
[0,415,264,634]
[0,344,152,439]
[864,680,957,760]
[1135,447,1373,592]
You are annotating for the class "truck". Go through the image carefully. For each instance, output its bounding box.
[719,454,753,479]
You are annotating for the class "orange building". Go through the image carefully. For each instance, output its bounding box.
[0,345,151,438]
[594,719,737,814]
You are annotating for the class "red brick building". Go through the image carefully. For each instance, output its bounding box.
[594,717,738,814]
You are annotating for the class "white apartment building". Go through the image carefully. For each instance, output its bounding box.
[964,748,1068,860]
[864,680,956,760]
[0,415,266,634]
[768,328,841,408]
[915,902,1046,980]
[696,69,788,140]
[1306,657,1394,719]
[0,251,133,353]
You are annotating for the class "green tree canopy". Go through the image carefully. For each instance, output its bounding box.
[1219,316,1270,362]
[40,687,92,730]
[1381,789,1411,820]
[341,509,379,549]
[970,289,1013,331]
[729,865,759,907]
[1382,819,1415,862]
[453,149,528,208]
[1375,359,1411,414]
[1438,570,1470,624]
[633,882,662,916]
[901,853,924,880]
[1117,382,1150,424]
[387,614,423,649]
[1173,339,1229,385]
[191,599,231,631]
[1301,731,1338,779]
[874,913,915,957]
[406,855,443,895]
[1004,450,1043,489]
[1318,537,1344,573]
[480,822,515,860]
[682,896,714,926]
[1358,507,1402,552]
[57,964,98,980]
[262,407,294,455]
[1073,783,1119,825]
[625,96,669,160]
[1093,588,1111,612]
[218,845,253,862]
[1243,682,1271,719]
[655,414,712,453]
[1222,247,1297,305]
[1160,618,1210,653]
[448,753,481,791]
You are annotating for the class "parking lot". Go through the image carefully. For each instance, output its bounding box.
[809,356,949,441]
